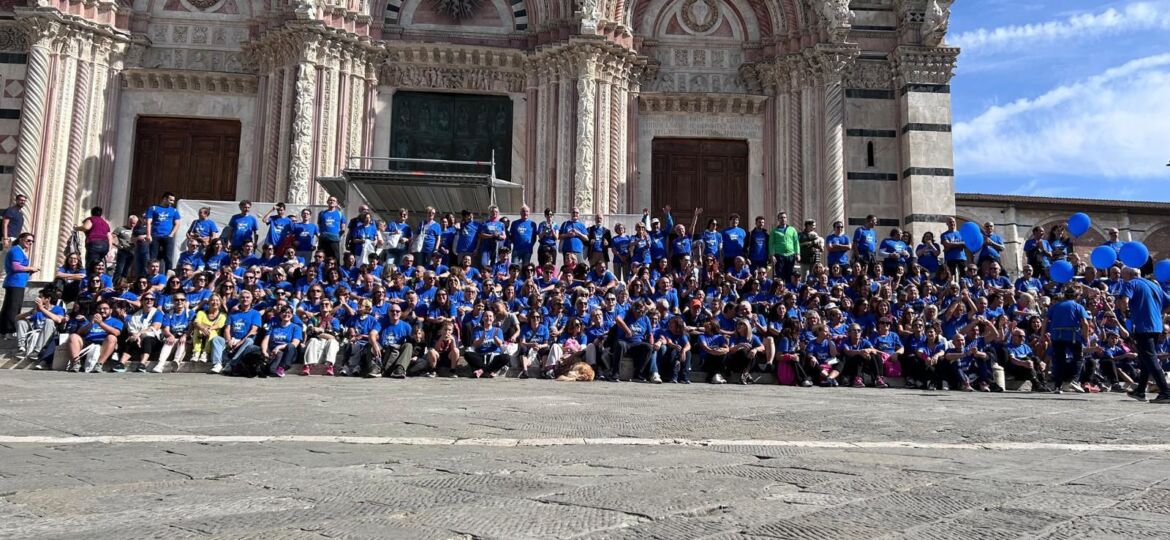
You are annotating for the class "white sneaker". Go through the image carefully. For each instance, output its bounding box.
[650,373,662,384]
[209,364,223,374]
[1068,382,1086,393]
[150,361,165,374]
[712,373,727,384]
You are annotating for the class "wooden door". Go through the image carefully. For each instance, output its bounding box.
[129,117,240,215]
[651,139,748,226]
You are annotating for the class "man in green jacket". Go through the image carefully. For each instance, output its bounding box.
[768,211,800,283]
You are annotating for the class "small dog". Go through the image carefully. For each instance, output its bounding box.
[555,361,595,382]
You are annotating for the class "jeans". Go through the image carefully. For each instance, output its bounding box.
[511,252,532,266]
[134,242,151,278]
[320,238,342,263]
[774,254,797,283]
[1051,340,1083,386]
[656,346,691,382]
[150,236,175,274]
[208,336,255,369]
[85,240,109,271]
[114,248,135,282]
[267,346,298,375]
[1133,332,1170,397]
[611,341,655,379]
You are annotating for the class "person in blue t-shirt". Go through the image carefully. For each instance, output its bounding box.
[222,200,259,251]
[477,206,507,269]
[64,300,123,373]
[720,214,747,269]
[186,206,219,248]
[940,217,966,278]
[975,221,1006,269]
[368,304,414,378]
[383,208,413,267]
[824,220,851,270]
[558,207,588,264]
[610,301,658,382]
[2,233,38,337]
[261,306,302,377]
[316,196,346,262]
[878,228,910,277]
[144,192,181,274]
[852,215,878,274]
[653,316,692,383]
[466,310,511,378]
[454,210,481,260]
[535,208,559,266]
[289,208,319,260]
[1047,287,1091,393]
[610,223,632,282]
[209,289,261,374]
[414,206,443,264]
[508,205,537,265]
[1117,268,1170,402]
[262,202,294,250]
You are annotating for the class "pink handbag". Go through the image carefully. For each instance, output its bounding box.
[776,354,798,385]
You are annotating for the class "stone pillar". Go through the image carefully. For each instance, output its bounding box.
[11,19,58,239]
[287,60,318,205]
[612,75,628,213]
[1002,204,1022,275]
[555,62,573,212]
[894,45,959,237]
[810,45,857,228]
[573,52,597,213]
[58,39,93,261]
[594,73,611,214]
[534,66,551,210]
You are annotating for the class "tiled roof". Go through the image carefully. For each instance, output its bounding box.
[956,193,1170,212]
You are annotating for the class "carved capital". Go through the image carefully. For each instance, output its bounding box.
[844,60,894,90]
[892,45,959,85]
[17,16,63,48]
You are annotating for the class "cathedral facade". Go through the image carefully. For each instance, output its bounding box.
[0,0,959,274]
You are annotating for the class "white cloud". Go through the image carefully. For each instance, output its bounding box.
[954,54,1170,180]
[951,2,1170,52]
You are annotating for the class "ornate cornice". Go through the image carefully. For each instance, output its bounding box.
[892,45,958,85]
[638,93,767,115]
[14,7,133,48]
[242,22,381,73]
[120,68,259,95]
[381,43,528,92]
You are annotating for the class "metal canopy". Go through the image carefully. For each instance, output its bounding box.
[316,156,524,218]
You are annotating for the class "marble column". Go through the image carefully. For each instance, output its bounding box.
[58,39,93,260]
[822,74,846,227]
[594,74,611,214]
[574,54,597,213]
[287,61,318,205]
[894,45,959,237]
[11,20,57,235]
[534,67,551,210]
[555,64,573,211]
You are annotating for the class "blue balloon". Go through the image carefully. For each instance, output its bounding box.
[1068,213,1092,237]
[1155,259,1170,282]
[1119,242,1149,268]
[1090,245,1118,270]
[1050,260,1075,283]
[960,222,983,252]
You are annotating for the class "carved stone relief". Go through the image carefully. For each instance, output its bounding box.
[651,46,746,93]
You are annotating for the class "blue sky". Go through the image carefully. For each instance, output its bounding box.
[948,0,1170,201]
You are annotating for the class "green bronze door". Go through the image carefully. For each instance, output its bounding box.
[389,91,513,180]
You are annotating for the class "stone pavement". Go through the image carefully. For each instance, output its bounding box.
[1,372,1169,539]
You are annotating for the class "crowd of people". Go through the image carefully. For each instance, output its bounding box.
[3,192,1169,403]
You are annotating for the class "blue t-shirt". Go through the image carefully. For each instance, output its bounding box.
[617,315,652,344]
[699,230,722,257]
[456,221,480,254]
[227,309,261,340]
[165,309,196,335]
[1120,279,1170,334]
[265,215,294,246]
[1047,300,1089,342]
[84,317,124,342]
[187,218,218,241]
[291,223,319,252]
[977,233,1005,261]
[479,220,505,254]
[853,227,877,255]
[537,221,559,248]
[559,220,587,254]
[145,205,180,237]
[378,320,413,347]
[317,210,345,241]
[473,326,504,353]
[225,214,259,248]
[940,230,966,261]
[508,218,536,254]
[3,245,30,288]
[825,233,850,266]
[416,221,441,253]
[266,321,303,352]
[748,228,769,263]
[721,227,746,259]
